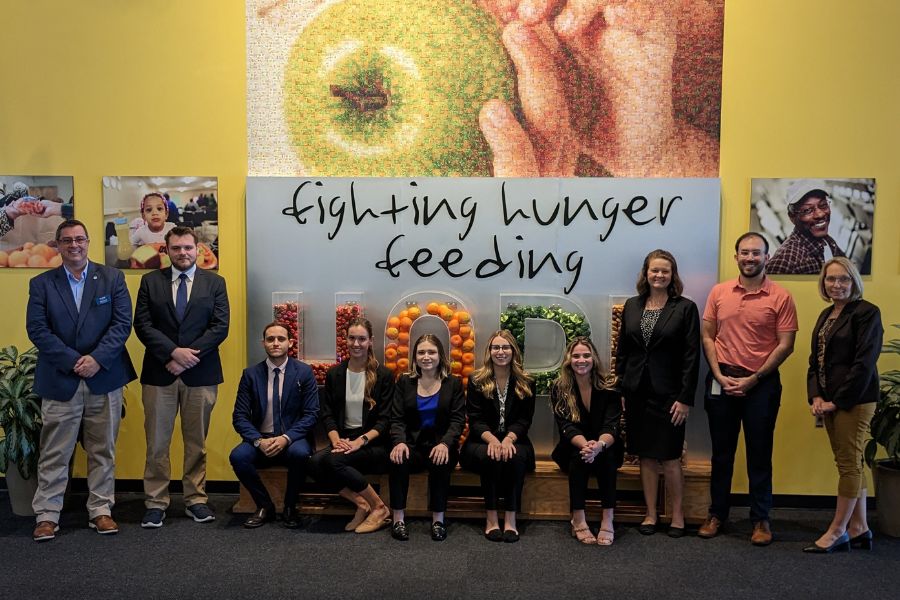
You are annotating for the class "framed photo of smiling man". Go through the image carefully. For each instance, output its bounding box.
[749,178,875,276]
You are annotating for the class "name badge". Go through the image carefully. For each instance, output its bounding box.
[96,295,111,306]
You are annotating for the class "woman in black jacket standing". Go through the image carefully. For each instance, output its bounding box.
[461,330,535,543]
[311,317,395,534]
[804,257,883,553]
[616,249,700,537]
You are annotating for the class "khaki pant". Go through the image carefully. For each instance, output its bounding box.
[142,379,217,509]
[33,381,123,523]
[823,402,876,499]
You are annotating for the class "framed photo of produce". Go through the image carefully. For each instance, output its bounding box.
[1,175,74,268]
[101,176,219,270]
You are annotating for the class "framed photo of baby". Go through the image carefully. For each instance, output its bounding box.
[101,176,219,270]
[750,177,875,276]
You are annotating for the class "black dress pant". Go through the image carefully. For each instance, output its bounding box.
[705,371,781,523]
[460,441,533,512]
[309,444,390,494]
[388,443,458,512]
[567,450,618,511]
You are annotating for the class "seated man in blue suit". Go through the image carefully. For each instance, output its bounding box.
[230,322,319,528]
[26,219,136,542]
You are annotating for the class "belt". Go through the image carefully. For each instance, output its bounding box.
[719,363,755,378]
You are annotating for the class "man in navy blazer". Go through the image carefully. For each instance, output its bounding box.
[230,322,319,528]
[133,226,229,528]
[26,219,136,542]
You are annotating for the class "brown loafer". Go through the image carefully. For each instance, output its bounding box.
[698,515,722,539]
[33,520,60,542]
[354,509,391,534]
[751,520,773,546]
[89,515,119,535]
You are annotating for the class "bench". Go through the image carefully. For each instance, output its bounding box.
[231,460,711,524]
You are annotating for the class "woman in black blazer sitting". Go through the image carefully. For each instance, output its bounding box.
[804,257,883,553]
[310,317,395,534]
[460,330,535,543]
[616,249,699,537]
[551,337,622,545]
[388,334,466,541]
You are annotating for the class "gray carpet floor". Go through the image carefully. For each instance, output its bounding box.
[2,492,899,599]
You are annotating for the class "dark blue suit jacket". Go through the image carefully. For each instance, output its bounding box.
[26,261,136,401]
[134,266,229,386]
[232,358,319,445]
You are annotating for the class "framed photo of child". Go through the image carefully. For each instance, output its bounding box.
[101,176,219,270]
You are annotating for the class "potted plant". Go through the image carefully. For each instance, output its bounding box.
[865,324,900,537]
[0,345,42,516]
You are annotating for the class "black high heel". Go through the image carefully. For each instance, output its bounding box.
[849,530,873,550]
[802,532,851,554]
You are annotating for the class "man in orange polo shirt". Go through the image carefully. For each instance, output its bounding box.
[698,232,798,545]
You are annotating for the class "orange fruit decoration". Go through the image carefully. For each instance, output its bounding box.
[386,342,399,351]
[450,334,463,348]
[456,311,471,324]
[426,302,441,315]
[397,345,409,357]
[439,306,454,321]
[388,316,401,329]
[450,348,463,360]
[384,362,397,371]
[385,348,398,360]
[459,325,472,338]
[462,366,475,377]
[399,309,409,319]
[385,327,400,340]
[407,305,421,319]
[462,339,476,352]
[397,358,410,371]
[462,352,476,365]
[400,316,413,330]
[447,319,460,334]
[450,361,462,374]
[398,331,410,344]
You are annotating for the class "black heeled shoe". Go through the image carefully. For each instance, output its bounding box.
[849,530,873,550]
[802,532,851,554]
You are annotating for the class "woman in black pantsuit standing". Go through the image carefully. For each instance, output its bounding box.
[460,330,535,543]
[616,249,700,537]
[551,337,622,545]
[388,334,466,542]
[310,317,395,534]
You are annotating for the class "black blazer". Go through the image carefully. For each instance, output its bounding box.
[465,376,536,444]
[319,361,395,442]
[550,385,622,469]
[615,295,700,406]
[807,299,883,410]
[390,374,466,448]
[134,267,230,386]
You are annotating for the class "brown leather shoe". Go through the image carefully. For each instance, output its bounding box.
[33,520,59,542]
[698,515,722,539]
[751,520,773,546]
[89,515,119,535]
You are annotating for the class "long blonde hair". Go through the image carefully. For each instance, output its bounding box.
[551,337,613,422]
[347,317,379,409]
[471,330,533,400]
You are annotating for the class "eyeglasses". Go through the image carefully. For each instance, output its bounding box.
[824,275,852,285]
[57,236,89,245]
[490,344,513,352]
[794,199,831,218]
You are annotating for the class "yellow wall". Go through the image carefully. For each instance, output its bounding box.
[1,0,897,495]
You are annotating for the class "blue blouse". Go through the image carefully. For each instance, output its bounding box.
[417,391,440,430]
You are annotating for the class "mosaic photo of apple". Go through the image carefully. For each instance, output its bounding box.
[750,178,875,276]
[0,175,74,269]
[101,176,219,270]
[247,0,724,177]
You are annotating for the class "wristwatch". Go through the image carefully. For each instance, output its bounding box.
[253,438,262,448]
[599,440,607,452]
[361,434,370,445]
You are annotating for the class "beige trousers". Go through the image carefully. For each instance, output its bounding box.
[32,381,123,523]
[142,379,217,509]
[823,402,876,499]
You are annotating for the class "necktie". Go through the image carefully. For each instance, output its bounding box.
[273,367,283,435]
[175,273,188,321]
